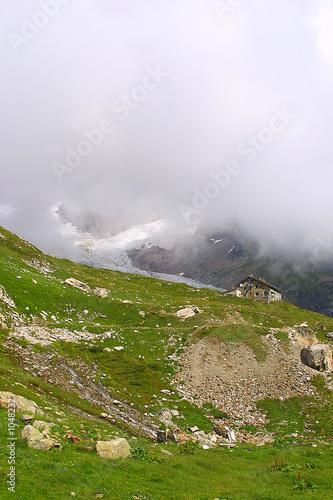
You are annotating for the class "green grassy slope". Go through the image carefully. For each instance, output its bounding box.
[0,225,333,499]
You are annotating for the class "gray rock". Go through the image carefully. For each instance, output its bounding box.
[197,436,216,449]
[21,425,61,450]
[93,287,109,299]
[227,430,236,443]
[214,424,229,438]
[301,344,333,371]
[157,430,167,443]
[0,392,43,416]
[167,430,177,442]
[295,327,318,346]
[20,414,34,422]
[33,420,55,438]
[64,278,91,293]
[158,408,174,428]
[96,438,131,459]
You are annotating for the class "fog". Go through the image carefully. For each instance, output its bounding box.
[1,0,333,258]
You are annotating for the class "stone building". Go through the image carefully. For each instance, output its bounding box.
[223,274,282,302]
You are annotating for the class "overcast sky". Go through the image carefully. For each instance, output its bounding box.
[1,0,333,255]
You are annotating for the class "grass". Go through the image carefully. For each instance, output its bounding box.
[1,224,333,498]
[1,434,333,499]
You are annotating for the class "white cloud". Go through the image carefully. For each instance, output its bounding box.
[0,205,16,219]
[312,0,333,64]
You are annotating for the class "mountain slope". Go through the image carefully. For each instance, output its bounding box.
[128,229,333,318]
[1,225,333,499]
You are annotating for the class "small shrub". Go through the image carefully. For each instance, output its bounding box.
[293,471,317,491]
[179,441,197,454]
[268,455,286,472]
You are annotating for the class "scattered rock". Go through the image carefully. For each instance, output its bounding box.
[161,448,173,456]
[157,430,167,443]
[64,278,91,293]
[189,426,199,433]
[93,288,109,299]
[114,346,124,351]
[256,433,275,446]
[21,425,62,450]
[214,424,229,438]
[68,435,82,444]
[20,414,34,422]
[96,438,131,460]
[301,344,333,371]
[9,326,115,346]
[157,408,174,428]
[33,420,55,436]
[173,333,318,428]
[139,311,146,318]
[167,430,177,442]
[100,413,108,419]
[0,286,16,308]
[198,437,216,449]
[0,392,43,416]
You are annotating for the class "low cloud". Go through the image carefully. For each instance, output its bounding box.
[0,0,332,259]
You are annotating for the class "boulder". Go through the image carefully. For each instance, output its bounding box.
[64,278,91,293]
[295,327,318,346]
[21,425,62,450]
[176,305,202,319]
[96,438,131,460]
[256,433,274,446]
[0,392,43,416]
[176,308,196,319]
[301,344,333,371]
[214,424,229,438]
[157,430,167,443]
[33,420,55,437]
[197,436,216,449]
[94,288,109,299]
[20,414,34,422]
[157,408,174,428]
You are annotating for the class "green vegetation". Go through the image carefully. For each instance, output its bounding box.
[0,225,333,498]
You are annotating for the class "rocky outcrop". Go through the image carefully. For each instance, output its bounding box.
[9,326,115,346]
[20,425,62,450]
[0,286,16,308]
[173,334,316,427]
[294,327,318,346]
[301,344,333,371]
[157,408,174,428]
[96,438,131,459]
[0,392,43,416]
[64,278,91,293]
